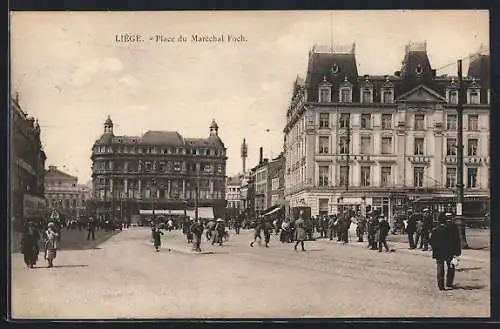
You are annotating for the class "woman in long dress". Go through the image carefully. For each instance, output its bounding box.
[294,215,306,252]
[44,222,59,268]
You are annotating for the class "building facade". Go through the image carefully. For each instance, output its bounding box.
[11,95,47,221]
[90,117,227,222]
[44,166,92,217]
[225,174,242,209]
[267,153,286,208]
[284,43,490,219]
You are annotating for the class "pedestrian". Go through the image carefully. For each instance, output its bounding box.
[250,218,262,247]
[415,218,424,248]
[152,226,164,252]
[367,215,378,250]
[20,221,40,268]
[233,217,241,235]
[406,210,417,249]
[263,218,271,247]
[430,213,462,290]
[378,216,390,252]
[190,219,204,252]
[43,222,59,268]
[213,219,225,246]
[87,217,96,241]
[186,218,194,244]
[356,214,366,242]
[328,215,337,241]
[293,212,306,252]
[421,209,433,251]
[280,219,290,243]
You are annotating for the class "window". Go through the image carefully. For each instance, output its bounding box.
[204,164,212,173]
[361,114,371,129]
[339,113,350,128]
[319,88,330,102]
[319,199,329,216]
[340,88,351,103]
[360,166,370,187]
[468,115,479,131]
[446,168,456,188]
[173,162,181,171]
[468,139,478,156]
[271,178,279,190]
[414,114,425,130]
[382,89,393,103]
[318,166,329,187]
[447,114,457,130]
[467,168,478,188]
[414,138,424,155]
[446,138,457,156]
[339,166,349,187]
[339,136,349,154]
[414,167,424,188]
[362,89,372,103]
[448,90,458,105]
[382,114,392,129]
[381,166,392,187]
[319,113,330,128]
[319,136,329,154]
[360,136,371,154]
[469,90,480,104]
[381,137,392,154]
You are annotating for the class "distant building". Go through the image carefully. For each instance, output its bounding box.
[284,42,490,218]
[249,148,285,216]
[90,116,227,222]
[11,95,47,221]
[44,166,92,218]
[225,174,242,210]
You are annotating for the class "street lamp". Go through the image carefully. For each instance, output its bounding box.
[456,59,469,249]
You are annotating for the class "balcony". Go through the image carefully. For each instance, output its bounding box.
[444,156,457,164]
[464,156,483,166]
[407,155,431,164]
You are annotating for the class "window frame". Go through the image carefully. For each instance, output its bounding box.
[467,138,478,156]
[319,113,330,129]
[414,138,425,155]
[381,136,392,155]
[360,113,372,129]
[446,114,457,130]
[381,166,392,187]
[414,167,424,188]
[360,136,371,155]
[360,166,371,187]
[446,167,457,189]
[382,114,392,130]
[414,114,425,130]
[318,136,330,154]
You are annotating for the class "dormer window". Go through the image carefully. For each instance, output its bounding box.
[318,76,332,103]
[362,88,373,104]
[339,76,353,103]
[381,77,394,104]
[446,78,459,105]
[448,90,458,105]
[360,77,373,104]
[415,64,423,76]
[467,78,481,105]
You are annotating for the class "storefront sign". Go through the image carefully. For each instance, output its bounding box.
[23,194,46,218]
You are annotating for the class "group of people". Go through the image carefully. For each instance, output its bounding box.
[19,220,60,268]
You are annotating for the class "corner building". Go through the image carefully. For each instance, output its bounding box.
[90,117,227,222]
[284,43,490,219]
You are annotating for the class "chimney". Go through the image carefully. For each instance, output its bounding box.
[259,147,263,164]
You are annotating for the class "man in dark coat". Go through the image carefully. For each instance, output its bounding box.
[421,209,433,251]
[356,214,366,242]
[367,215,379,250]
[430,213,461,290]
[190,219,204,252]
[263,218,272,247]
[378,217,390,252]
[87,217,96,241]
[152,226,164,252]
[20,221,40,268]
[328,215,337,241]
[406,210,418,249]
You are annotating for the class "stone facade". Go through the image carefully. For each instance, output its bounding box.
[284,43,490,218]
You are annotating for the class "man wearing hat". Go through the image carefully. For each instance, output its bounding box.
[212,218,225,246]
[421,208,433,251]
[430,212,461,290]
[44,222,59,268]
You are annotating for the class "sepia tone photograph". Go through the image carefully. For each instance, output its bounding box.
[9,10,490,318]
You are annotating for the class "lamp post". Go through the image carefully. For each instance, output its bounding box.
[151,178,157,224]
[456,59,469,249]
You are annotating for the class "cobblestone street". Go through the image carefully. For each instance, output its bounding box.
[11,227,490,319]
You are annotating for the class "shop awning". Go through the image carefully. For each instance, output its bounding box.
[263,205,282,216]
[139,209,185,215]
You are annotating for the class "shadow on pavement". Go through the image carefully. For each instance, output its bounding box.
[456,266,483,272]
[32,264,88,269]
[58,230,120,251]
[452,284,486,290]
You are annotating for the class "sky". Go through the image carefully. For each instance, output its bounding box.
[10,10,489,184]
